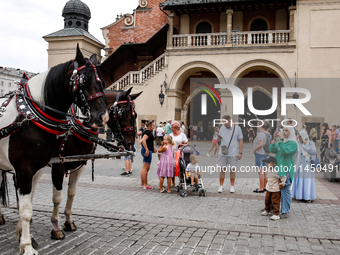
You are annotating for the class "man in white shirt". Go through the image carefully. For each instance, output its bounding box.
[156,123,164,146]
[217,115,243,193]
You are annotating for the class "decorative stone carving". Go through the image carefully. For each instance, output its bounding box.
[124,14,134,26]
[139,0,148,8]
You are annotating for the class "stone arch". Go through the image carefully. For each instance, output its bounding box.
[193,19,215,33]
[243,85,281,120]
[228,59,291,87]
[248,16,270,31]
[169,61,225,91]
[181,88,202,124]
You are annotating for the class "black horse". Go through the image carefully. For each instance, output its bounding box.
[0,45,108,255]
[49,88,142,240]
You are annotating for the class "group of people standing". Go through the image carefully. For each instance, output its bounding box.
[214,115,319,220]
[134,115,331,220]
[138,120,188,191]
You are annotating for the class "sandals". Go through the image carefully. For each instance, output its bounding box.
[144,185,154,190]
[253,188,266,193]
[167,190,171,193]
[160,189,165,193]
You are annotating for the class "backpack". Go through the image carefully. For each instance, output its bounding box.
[263,132,272,154]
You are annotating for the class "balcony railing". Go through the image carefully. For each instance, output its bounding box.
[172,30,290,48]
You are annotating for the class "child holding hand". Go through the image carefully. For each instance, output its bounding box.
[157,135,175,193]
[185,154,200,191]
[261,156,286,220]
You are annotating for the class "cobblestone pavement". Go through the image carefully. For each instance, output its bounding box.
[1,208,340,255]
[1,142,340,254]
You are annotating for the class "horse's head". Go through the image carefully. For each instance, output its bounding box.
[105,88,142,150]
[71,45,108,128]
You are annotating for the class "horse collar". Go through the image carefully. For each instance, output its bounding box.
[15,84,70,136]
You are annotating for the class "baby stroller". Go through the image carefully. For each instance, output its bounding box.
[176,145,206,197]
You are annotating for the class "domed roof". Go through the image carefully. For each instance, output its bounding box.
[62,0,91,20]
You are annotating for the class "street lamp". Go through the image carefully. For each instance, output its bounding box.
[159,84,164,107]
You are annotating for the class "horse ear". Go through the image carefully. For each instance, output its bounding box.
[120,87,133,99]
[89,54,98,65]
[75,44,86,66]
[130,91,143,101]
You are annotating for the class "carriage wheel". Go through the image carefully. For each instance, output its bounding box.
[203,190,207,197]
[199,190,203,197]
[176,186,180,192]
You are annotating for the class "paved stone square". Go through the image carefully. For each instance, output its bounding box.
[1,141,340,254]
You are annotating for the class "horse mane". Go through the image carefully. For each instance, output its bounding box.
[43,60,73,111]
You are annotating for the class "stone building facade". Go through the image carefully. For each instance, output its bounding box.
[101,0,340,138]
[0,67,36,96]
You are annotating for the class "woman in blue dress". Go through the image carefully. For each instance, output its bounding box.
[292,130,316,202]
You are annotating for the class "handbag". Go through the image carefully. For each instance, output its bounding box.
[221,125,235,155]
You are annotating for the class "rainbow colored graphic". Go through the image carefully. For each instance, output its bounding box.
[196,82,222,106]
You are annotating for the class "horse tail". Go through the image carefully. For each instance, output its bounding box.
[0,171,10,207]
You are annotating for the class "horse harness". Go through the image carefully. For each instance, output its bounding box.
[0,59,104,140]
[70,60,104,122]
[108,91,137,143]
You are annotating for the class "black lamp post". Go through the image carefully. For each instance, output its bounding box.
[159,85,164,107]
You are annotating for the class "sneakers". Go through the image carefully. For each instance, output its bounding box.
[206,153,211,157]
[230,186,235,193]
[217,186,224,193]
[121,172,129,176]
[261,211,273,216]
[280,213,290,219]
[270,215,280,221]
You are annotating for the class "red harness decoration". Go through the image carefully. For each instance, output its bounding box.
[16,83,69,136]
[113,96,135,133]
[70,105,99,144]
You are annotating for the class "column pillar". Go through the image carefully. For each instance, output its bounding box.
[219,90,233,118]
[167,13,175,49]
[226,9,234,46]
[288,6,296,44]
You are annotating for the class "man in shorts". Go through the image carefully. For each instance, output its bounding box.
[217,115,243,193]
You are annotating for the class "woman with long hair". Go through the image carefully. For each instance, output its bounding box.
[140,120,157,189]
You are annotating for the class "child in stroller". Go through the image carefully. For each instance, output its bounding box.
[185,154,200,190]
[176,145,206,197]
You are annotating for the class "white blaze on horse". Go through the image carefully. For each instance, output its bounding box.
[0,45,108,255]
[49,88,142,240]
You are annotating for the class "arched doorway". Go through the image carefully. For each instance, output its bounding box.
[250,19,268,31]
[236,70,283,140]
[196,21,212,34]
[181,71,221,140]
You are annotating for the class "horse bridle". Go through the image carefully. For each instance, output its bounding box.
[109,92,136,142]
[69,59,104,122]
